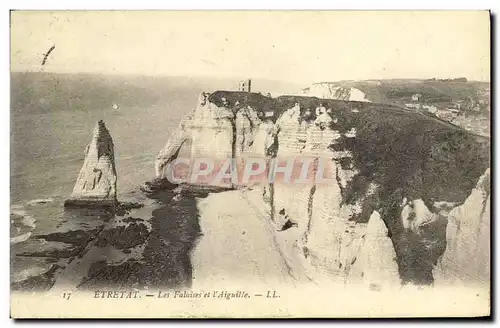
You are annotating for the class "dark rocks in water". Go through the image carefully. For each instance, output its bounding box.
[17,247,80,259]
[179,184,234,198]
[62,206,115,222]
[65,120,118,209]
[142,178,235,198]
[64,199,117,209]
[78,188,202,290]
[122,217,144,224]
[78,260,143,289]
[35,228,102,246]
[95,223,150,250]
[11,264,63,292]
[141,178,177,194]
[115,202,144,216]
[25,228,104,262]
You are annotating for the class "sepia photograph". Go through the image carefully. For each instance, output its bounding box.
[9,10,491,318]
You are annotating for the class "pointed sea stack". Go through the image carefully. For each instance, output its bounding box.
[64,120,117,209]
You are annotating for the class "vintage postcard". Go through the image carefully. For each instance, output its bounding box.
[10,10,490,318]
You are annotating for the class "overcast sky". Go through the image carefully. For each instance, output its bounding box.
[10,10,490,84]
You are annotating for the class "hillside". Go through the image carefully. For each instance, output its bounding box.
[301,79,490,136]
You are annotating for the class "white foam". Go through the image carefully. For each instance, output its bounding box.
[10,231,32,244]
[27,198,54,205]
[11,210,37,229]
[12,265,48,283]
[10,209,37,244]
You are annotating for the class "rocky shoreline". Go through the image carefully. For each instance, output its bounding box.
[11,186,201,291]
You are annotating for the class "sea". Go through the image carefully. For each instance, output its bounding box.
[10,72,301,286]
[10,72,210,285]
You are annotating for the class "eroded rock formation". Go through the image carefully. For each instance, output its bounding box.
[433,169,490,285]
[155,114,193,178]
[65,120,117,207]
[348,211,400,289]
[154,90,490,287]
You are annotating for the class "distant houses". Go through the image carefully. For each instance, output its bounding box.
[412,93,422,102]
[424,77,468,82]
[435,108,460,120]
[405,102,460,121]
[405,103,421,109]
[422,104,438,114]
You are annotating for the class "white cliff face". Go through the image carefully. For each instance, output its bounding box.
[271,104,304,153]
[268,107,380,285]
[301,123,343,271]
[305,183,367,283]
[251,120,274,158]
[348,211,400,288]
[303,83,371,102]
[155,115,193,178]
[190,101,234,160]
[66,120,117,206]
[269,105,309,230]
[154,94,236,185]
[154,92,212,179]
[303,135,388,285]
[433,169,490,285]
[235,106,261,158]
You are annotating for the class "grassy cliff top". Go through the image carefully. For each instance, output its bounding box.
[208,89,490,213]
[209,90,405,122]
[308,80,490,114]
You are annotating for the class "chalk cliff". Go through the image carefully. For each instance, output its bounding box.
[433,169,490,285]
[154,91,490,287]
[348,210,400,289]
[65,120,117,207]
[302,83,371,102]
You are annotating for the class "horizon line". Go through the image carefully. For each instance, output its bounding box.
[10,69,491,84]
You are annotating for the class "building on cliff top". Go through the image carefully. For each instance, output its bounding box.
[238,79,252,92]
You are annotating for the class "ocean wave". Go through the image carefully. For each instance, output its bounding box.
[27,198,55,205]
[11,265,48,283]
[10,208,37,244]
[11,210,37,229]
[10,231,32,244]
